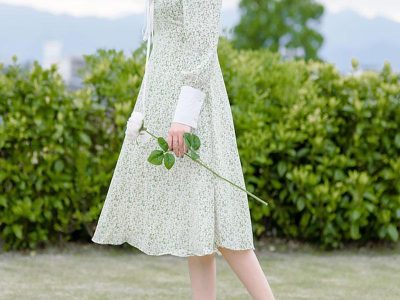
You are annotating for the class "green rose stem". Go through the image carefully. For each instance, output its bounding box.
[143,127,157,139]
[143,127,268,207]
[189,156,269,207]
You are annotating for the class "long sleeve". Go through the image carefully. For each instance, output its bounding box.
[171,0,222,129]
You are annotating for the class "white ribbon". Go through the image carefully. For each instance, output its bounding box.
[141,0,154,117]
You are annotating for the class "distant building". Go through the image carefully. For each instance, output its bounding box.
[42,40,85,90]
[60,56,85,90]
[43,40,63,69]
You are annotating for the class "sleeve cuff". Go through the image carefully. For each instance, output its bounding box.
[172,85,206,129]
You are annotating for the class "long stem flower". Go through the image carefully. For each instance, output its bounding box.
[125,111,268,207]
[143,128,269,207]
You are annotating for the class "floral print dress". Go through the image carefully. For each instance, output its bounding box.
[91,0,255,257]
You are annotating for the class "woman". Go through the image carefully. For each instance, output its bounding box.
[92,0,275,298]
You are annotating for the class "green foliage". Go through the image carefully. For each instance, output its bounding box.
[147,132,201,169]
[157,137,169,152]
[163,153,175,170]
[0,49,144,250]
[218,38,400,248]
[233,0,325,60]
[183,132,201,151]
[0,40,399,250]
[147,150,165,165]
[183,133,201,160]
[147,136,176,169]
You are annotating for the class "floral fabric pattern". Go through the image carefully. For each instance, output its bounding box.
[91,0,255,257]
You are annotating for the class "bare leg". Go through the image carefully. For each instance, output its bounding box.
[187,253,217,300]
[218,247,275,300]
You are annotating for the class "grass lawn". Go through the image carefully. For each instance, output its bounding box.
[0,239,399,300]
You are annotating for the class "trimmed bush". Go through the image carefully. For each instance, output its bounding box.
[219,39,400,248]
[0,50,144,250]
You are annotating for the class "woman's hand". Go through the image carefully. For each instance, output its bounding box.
[167,122,192,158]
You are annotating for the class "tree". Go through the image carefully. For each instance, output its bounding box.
[232,0,325,60]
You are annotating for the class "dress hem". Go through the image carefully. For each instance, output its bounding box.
[91,237,255,258]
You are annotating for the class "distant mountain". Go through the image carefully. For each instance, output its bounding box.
[320,10,400,72]
[0,4,144,64]
[0,4,399,72]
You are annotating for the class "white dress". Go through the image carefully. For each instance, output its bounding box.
[91,0,255,257]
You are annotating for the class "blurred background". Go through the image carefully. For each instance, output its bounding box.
[0,1,399,299]
[1,0,400,86]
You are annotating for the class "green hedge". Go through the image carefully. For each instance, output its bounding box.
[219,40,400,248]
[1,39,399,250]
[0,49,144,250]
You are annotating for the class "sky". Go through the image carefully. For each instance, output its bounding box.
[1,0,400,22]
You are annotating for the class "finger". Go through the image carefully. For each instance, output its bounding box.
[181,134,186,157]
[167,132,172,150]
[183,142,187,154]
[177,133,183,157]
[172,135,179,157]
